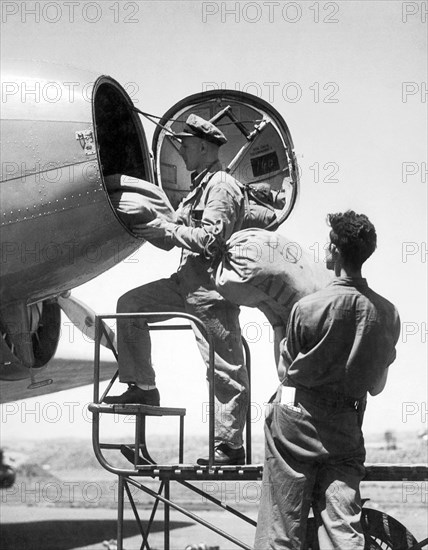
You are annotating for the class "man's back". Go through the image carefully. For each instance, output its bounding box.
[285,277,401,398]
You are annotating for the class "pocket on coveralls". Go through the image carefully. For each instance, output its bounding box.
[271,401,326,459]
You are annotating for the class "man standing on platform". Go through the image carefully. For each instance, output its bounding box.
[254,210,400,549]
[104,114,248,466]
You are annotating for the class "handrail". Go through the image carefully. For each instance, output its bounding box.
[93,311,251,468]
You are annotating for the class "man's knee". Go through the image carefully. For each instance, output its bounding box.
[117,291,139,314]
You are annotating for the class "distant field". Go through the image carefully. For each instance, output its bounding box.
[5,431,427,471]
[2,433,426,509]
[365,438,428,464]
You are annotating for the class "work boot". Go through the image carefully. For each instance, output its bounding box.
[197,443,245,466]
[103,385,160,406]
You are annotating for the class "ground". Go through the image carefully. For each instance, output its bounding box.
[0,434,427,549]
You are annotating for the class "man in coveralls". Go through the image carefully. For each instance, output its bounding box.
[254,211,400,549]
[105,114,248,465]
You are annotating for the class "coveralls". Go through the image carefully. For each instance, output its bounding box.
[254,277,400,549]
[117,161,249,448]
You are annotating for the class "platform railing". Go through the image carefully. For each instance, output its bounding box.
[92,311,252,470]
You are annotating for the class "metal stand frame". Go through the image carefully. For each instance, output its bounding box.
[90,312,428,550]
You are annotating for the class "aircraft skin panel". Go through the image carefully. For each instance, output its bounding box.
[1,119,93,182]
[0,172,141,305]
[1,59,100,123]
[1,157,100,226]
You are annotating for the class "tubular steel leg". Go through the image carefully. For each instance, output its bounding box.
[122,481,151,550]
[135,415,142,466]
[179,415,184,463]
[141,481,166,550]
[117,475,124,550]
[208,335,215,466]
[243,337,252,464]
[164,480,170,550]
[93,317,101,404]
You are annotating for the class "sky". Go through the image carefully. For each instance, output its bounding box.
[0,1,427,444]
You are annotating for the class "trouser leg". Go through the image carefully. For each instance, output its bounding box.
[116,267,248,448]
[116,277,185,386]
[254,405,316,549]
[312,459,365,550]
[310,405,366,550]
[185,288,248,448]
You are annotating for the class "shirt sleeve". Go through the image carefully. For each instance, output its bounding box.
[386,308,401,367]
[166,177,242,254]
[280,302,303,370]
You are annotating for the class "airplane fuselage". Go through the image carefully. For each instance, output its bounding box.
[1,60,152,307]
[0,60,153,378]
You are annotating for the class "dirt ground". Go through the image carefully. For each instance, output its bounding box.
[1,484,427,550]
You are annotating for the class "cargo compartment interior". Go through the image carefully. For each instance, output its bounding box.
[94,81,149,180]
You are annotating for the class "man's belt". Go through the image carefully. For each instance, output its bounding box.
[283,382,365,411]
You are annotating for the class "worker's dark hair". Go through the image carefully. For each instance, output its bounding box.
[327,210,377,269]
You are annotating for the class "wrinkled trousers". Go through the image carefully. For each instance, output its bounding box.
[116,266,248,448]
[254,388,366,549]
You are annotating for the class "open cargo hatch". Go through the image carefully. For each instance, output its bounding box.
[152,90,299,227]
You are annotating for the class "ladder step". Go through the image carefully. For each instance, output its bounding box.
[89,403,186,416]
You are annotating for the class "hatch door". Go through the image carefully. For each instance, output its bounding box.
[152,90,299,227]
